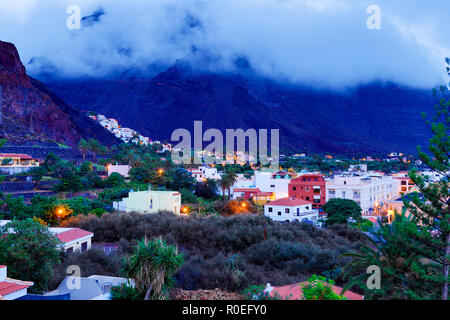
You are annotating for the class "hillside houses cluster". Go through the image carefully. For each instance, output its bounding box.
[223,166,443,224]
[106,163,444,225]
[88,113,172,152]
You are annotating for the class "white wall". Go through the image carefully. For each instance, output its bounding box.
[264,204,318,222]
[64,235,93,253]
[326,174,400,214]
[107,165,131,178]
[255,172,290,199]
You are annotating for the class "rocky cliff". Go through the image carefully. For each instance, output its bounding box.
[0,40,119,147]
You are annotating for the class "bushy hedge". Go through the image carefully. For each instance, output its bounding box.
[62,212,368,292]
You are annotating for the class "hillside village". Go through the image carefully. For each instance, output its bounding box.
[0,126,447,300]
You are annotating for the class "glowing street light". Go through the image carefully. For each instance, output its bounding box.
[55,206,66,226]
[158,168,164,174]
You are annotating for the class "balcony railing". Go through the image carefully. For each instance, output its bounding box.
[292,210,318,217]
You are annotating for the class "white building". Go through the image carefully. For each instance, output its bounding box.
[254,171,295,199]
[0,220,93,253]
[264,197,319,223]
[49,227,94,253]
[45,275,132,300]
[231,174,255,188]
[348,164,368,172]
[199,166,222,180]
[113,190,182,214]
[326,172,400,215]
[0,265,33,300]
[99,118,119,130]
[107,164,131,178]
[187,168,204,182]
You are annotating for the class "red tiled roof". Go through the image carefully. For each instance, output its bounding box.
[270,281,363,300]
[266,197,312,207]
[56,228,93,243]
[366,217,378,224]
[0,153,33,159]
[0,265,6,269]
[0,281,32,297]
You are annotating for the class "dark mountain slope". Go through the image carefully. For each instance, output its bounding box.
[44,64,436,155]
[0,40,119,147]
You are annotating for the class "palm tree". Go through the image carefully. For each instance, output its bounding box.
[122,237,184,300]
[87,138,102,161]
[225,172,238,200]
[217,177,230,200]
[77,139,90,161]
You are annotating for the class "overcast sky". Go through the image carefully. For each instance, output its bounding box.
[0,0,449,88]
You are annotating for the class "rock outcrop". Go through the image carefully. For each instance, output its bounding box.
[0,40,119,146]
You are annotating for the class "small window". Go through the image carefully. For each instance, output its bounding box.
[270,184,275,188]
[285,208,290,213]
[278,212,282,216]
[268,207,273,212]
[66,247,73,253]
[292,187,296,191]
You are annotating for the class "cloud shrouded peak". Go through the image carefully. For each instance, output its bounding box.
[0,0,449,88]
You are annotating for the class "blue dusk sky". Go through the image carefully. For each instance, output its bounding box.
[0,0,449,88]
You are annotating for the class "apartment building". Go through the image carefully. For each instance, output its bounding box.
[326,172,400,215]
[288,173,326,210]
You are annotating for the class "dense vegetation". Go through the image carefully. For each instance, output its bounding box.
[60,212,368,293]
[342,86,449,300]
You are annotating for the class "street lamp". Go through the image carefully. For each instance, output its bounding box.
[56,207,65,226]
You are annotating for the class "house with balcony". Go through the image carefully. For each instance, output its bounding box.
[264,197,319,224]
[288,173,326,211]
[0,153,39,174]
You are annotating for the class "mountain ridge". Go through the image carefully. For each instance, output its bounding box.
[42,64,436,155]
[0,40,120,147]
